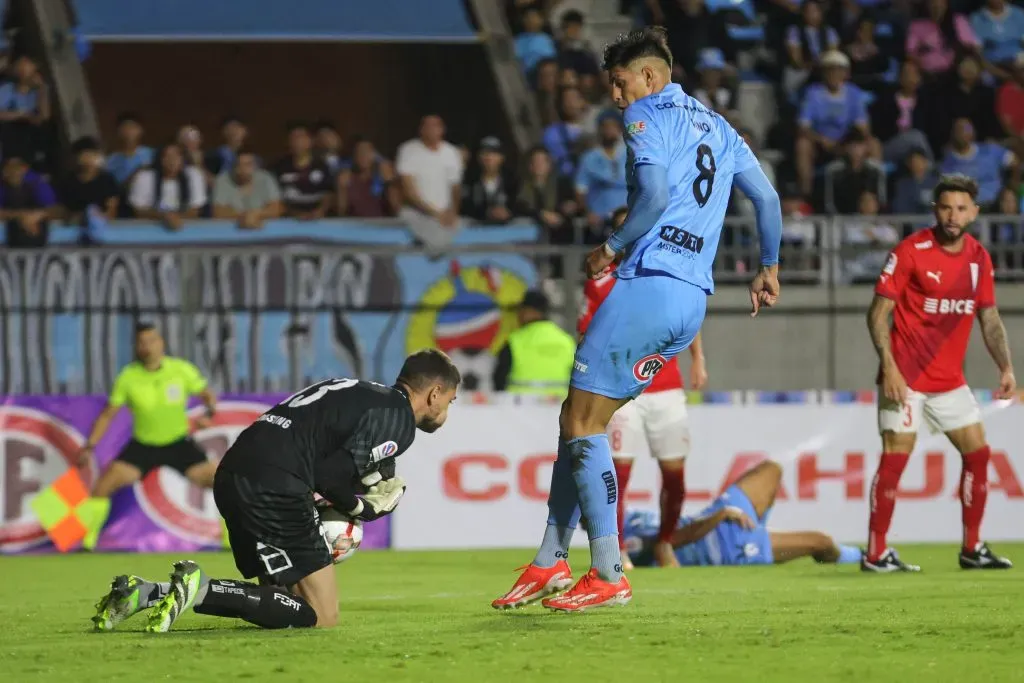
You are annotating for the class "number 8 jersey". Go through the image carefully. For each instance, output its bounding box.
[220,379,417,507]
[616,82,761,294]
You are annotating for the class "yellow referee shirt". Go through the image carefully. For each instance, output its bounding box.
[108,357,208,446]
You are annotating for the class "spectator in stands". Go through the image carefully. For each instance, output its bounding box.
[106,113,154,187]
[941,118,1018,209]
[462,136,514,224]
[58,136,119,225]
[550,0,594,45]
[969,0,1024,78]
[0,55,50,169]
[779,185,818,273]
[212,148,283,230]
[921,55,1001,154]
[825,129,886,214]
[891,147,938,215]
[274,122,334,220]
[845,17,890,93]
[996,53,1024,153]
[0,154,55,248]
[178,125,207,174]
[575,111,627,241]
[871,61,934,164]
[542,86,587,177]
[661,0,733,80]
[396,114,464,249]
[833,0,867,44]
[515,6,557,81]
[337,136,398,218]
[314,120,345,176]
[781,186,816,245]
[691,48,739,119]
[534,58,561,125]
[204,116,248,177]
[129,143,207,230]
[514,145,577,244]
[843,191,900,282]
[557,10,600,95]
[990,186,1022,268]
[795,50,876,197]
[784,0,841,98]
[178,125,213,213]
[905,0,979,78]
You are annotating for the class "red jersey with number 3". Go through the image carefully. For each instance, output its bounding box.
[874,227,996,393]
[578,275,684,393]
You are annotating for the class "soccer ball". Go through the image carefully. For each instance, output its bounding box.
[319,506,363,564]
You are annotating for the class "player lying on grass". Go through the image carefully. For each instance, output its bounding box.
[865,173,1014,573]
[624,460,862,567]
[91,349,460,632]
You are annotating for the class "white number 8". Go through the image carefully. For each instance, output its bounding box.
[283,378,358,408]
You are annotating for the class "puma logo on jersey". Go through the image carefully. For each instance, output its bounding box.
[926,270,942,283]
[923,297,975,315]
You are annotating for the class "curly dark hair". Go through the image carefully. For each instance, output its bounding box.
[932,174,979,203]
[602,26,673,71]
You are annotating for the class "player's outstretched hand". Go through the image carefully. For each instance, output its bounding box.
[585,243,617,280]
[881,365,909,405]
[748,265,780,317]
[995,369,1017,400]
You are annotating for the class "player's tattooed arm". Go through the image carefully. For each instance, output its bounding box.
[867,295,897,368]
[979,307,1013,373]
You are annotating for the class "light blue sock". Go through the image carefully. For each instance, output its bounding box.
[567,434,622,582]
[533,439,581,568]
[837,545,863,564]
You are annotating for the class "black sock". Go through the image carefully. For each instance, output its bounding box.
[193,579,317,629]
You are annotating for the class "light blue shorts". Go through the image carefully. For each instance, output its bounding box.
[571,274,706,400]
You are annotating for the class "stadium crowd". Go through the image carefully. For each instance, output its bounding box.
[1,0,1022,255]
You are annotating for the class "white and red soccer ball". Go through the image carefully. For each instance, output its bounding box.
[318,505,363,564]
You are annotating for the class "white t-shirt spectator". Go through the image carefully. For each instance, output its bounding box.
[395,139,463,213]
[129,167,207,213]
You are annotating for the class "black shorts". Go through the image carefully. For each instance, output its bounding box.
[118,438,207,476]
[213,468,332,587]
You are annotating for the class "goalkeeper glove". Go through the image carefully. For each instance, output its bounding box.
[347,476,406,522]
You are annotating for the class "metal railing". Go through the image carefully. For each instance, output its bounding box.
[1,215,1021,394]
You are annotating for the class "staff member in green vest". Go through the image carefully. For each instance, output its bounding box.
[76,322,219,550]
[492,289,577,397]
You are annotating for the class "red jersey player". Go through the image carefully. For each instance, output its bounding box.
[577,207,708,571]
[864,174,1015,572]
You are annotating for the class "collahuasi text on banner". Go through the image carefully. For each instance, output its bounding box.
[0,395,391,554]
[391,402,1024,549]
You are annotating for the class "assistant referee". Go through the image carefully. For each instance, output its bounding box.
[77,322,218,550]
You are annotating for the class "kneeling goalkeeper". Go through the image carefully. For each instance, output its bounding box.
[91,350,461,631]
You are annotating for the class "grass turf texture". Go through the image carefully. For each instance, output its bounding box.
[2,545,1022,683]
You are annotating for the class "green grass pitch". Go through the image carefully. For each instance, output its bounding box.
[2,545,1022,683]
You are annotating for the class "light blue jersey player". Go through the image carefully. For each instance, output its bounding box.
[493,27,783,613]
[622,461,863,568]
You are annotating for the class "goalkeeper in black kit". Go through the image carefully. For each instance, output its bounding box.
[91,349,461,631]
